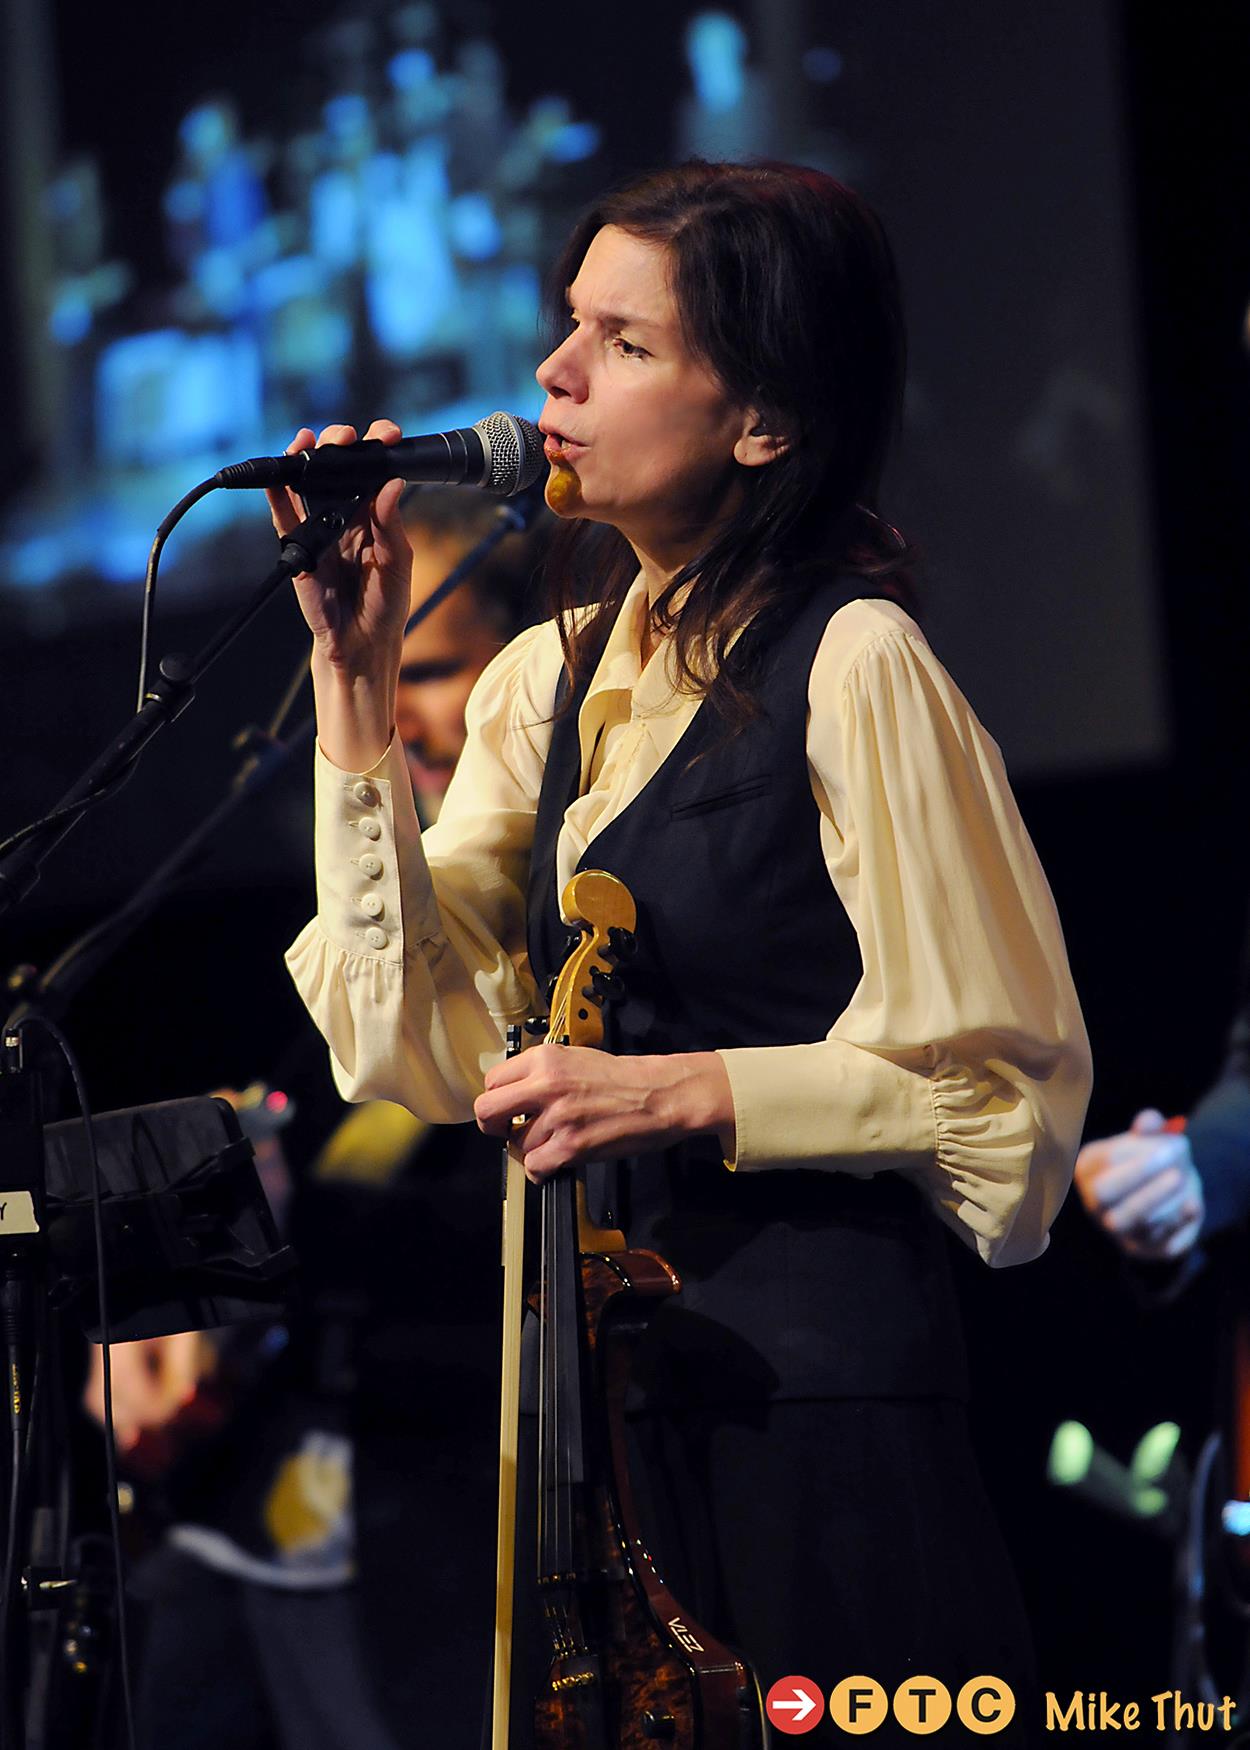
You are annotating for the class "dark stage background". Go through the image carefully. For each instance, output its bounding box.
[1,0,1249,1710]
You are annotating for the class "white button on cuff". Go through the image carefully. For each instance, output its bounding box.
[353,781,380,806]
[364,926,387,950]
[357,818,382,841]
[358,853,383,878]
[359,892,384,918]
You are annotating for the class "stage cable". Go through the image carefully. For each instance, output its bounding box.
[13,1017,138,1750]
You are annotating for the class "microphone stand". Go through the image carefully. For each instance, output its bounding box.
[0,504,354,924]
[0,490,539,1749]
[0,502,351,1750]
[7,486,543,1027]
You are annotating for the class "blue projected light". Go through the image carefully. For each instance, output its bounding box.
[686,12,748,113]
[95,330,264,468]
[546,122,600,164]
[388,49,435,92]
[49,289,93,347]
[2,27,602,612]
[449,193,503,262]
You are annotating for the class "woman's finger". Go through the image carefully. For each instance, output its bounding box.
[483,1053,535,1091]
[372,477,410,544]
[475,1080,543,1134]
[488,1042,572,1086]
[521,1115,621,1180]
[265,428,317,537]
[521,1140,571,1183]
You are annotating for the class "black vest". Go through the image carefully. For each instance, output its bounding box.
[527,579,967,1405]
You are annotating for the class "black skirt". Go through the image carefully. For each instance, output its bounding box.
[505,1395,1039,1750]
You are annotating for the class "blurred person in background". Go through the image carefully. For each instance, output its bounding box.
[1075,941,1250,1270]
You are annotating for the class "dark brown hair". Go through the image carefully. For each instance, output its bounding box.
[541,160,915,723]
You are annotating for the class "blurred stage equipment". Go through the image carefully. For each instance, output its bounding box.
[1047,1418,1185,1534]
[1048,1418,1250,1743]
[1,1058,293,1750]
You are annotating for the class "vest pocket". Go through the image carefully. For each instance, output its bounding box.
[668,773,773,818]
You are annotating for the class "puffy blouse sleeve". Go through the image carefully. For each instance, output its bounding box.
[285,619,563,1122]
[717,602,1092,1268]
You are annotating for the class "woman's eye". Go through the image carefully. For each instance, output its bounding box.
[612,336,648,359]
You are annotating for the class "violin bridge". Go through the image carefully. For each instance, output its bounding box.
[550,1667,598,1694]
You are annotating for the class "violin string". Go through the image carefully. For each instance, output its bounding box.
[539,1162,549,1575]
[537,1153,548,1569]
[561,1176,572,1586]
[537,958,584,1623]
[559,984,576,1590]
[541,1002,553,1582]
[537,983,562,1581]
[548,981,569,1583]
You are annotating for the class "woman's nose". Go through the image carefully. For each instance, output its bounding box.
[535,331,586,400]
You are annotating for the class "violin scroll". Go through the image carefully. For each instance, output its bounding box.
[546,871,638,1050]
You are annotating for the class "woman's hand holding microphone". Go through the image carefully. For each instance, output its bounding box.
[267,419,412,773]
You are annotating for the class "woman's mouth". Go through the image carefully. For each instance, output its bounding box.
[543,431,587,462]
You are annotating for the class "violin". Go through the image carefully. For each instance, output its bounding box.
[492,869,766,1749]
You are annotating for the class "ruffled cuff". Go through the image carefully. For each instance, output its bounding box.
[716,1040,1061,1271]
[284,915,402,1103]
[918,1052,1050,1268]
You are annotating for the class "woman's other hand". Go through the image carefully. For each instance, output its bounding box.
[474,1043,736,1183]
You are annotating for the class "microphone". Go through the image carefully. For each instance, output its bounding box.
[215,412,545,498]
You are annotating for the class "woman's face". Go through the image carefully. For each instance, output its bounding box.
[535,225,757,563]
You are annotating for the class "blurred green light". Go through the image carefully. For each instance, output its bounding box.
[1048,1420,1093,1485]
[1132,1421,1181,1484]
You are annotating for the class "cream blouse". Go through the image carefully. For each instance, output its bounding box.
[286,580,1091,1270]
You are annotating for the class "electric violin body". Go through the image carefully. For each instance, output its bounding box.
[493,869,766,1750]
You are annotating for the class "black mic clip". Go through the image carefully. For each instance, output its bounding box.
[277,503,358,576]
[140,653,196,720]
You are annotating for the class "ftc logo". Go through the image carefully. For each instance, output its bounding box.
[765,1677,824,1735]
[765,1675,1016,1736]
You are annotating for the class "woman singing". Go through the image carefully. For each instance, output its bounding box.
[277,162,1090,1737]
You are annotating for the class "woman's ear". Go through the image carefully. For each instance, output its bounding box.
[733,410,792,468]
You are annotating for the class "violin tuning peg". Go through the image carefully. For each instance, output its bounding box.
[585,967,624,1003]
[606,926,637,964]
[563,928,586,959]
[524,1014,549,1037]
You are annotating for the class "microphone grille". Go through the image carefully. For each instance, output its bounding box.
[474,412,545,496]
